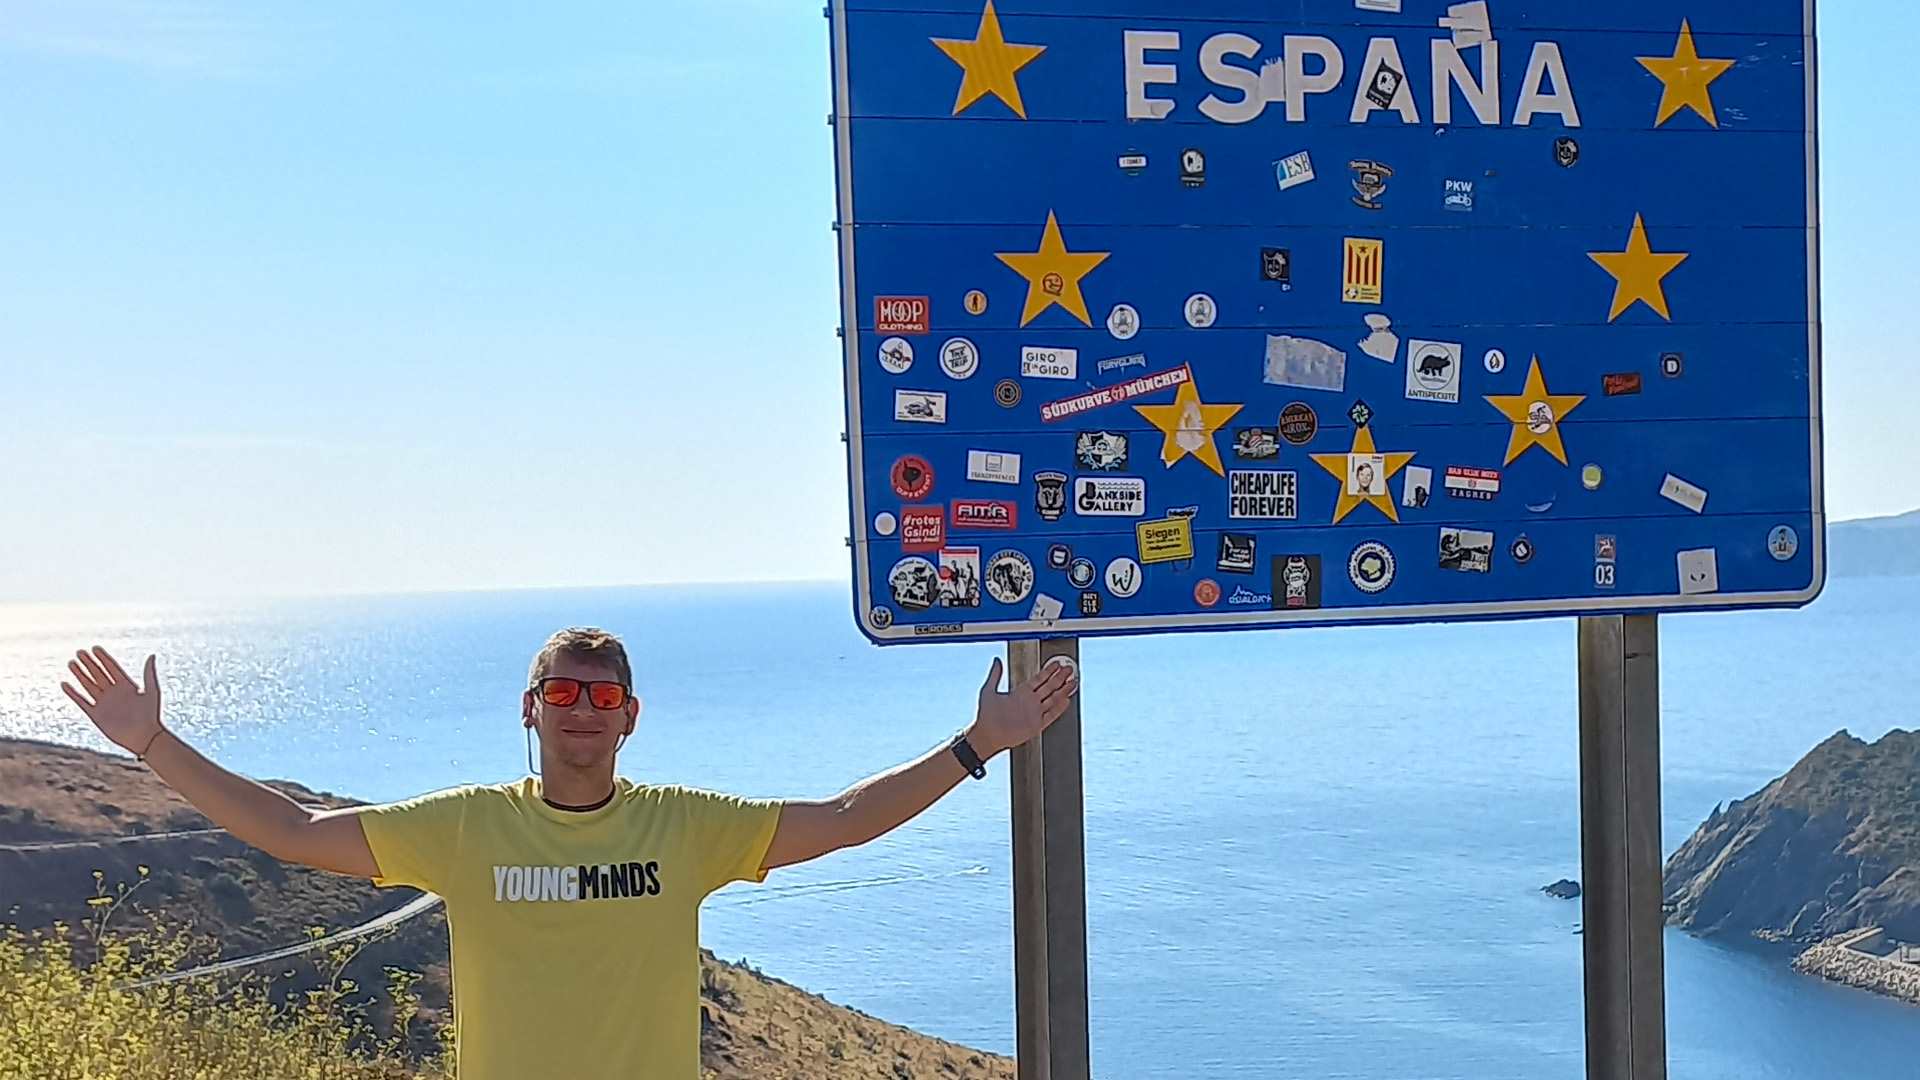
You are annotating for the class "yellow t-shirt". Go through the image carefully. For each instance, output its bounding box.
[358,776,783,1080]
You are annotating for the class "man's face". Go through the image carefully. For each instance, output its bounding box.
[523,656,640,771]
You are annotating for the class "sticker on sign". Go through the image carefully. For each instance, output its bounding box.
[1021,346,1079,380]
[1228,471,1298,520]
[1136,517,1195,565]
[875,296,929,334]
[966,451,1022,485]
[1074,477,1147,517]
[1042,364,1193,423]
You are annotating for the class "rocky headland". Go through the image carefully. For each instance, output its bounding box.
[1663,728,1920,1005]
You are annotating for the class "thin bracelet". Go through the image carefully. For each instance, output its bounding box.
[135,728,166,761]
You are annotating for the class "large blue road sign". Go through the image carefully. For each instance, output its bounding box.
[829,1,1821,644]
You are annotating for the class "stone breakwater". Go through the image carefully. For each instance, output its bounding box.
[1792,928,1920,1006]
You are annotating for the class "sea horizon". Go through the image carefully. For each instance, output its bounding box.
[6,576,1920,1078]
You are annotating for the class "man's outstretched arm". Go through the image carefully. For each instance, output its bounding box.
[60,647,380,879]
[760,657,1079,872]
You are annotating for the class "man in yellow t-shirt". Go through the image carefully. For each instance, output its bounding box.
[60,626,1079,1079]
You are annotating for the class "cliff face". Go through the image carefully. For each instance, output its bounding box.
[1664,729,1920,942]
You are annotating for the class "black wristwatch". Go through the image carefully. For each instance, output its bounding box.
[949,732,987,780]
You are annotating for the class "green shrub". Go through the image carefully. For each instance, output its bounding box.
[0,870,450,1080]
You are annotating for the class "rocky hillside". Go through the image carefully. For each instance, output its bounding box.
[1663,729,1920,942]
[0,738,1012,1079]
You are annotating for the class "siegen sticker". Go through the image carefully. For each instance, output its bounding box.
[1136,517,1195,565]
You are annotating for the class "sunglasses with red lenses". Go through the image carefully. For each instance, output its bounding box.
[532,677,631,710]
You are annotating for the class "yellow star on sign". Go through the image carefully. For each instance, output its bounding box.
[995,211,1110,327]
[1637,20,1736,128]
[1133,378,1243,477]
[1588,214,1690,322]
[1484,357,1587,466]
[1311,426,1416,525]
[931,1,1047,119]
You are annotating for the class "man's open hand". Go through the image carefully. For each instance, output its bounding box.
[968,657,1081,758]
[61,647,164,755]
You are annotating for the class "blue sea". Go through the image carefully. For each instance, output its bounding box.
[5,577,1920,1079]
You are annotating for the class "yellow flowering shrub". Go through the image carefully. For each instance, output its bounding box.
[0,870,449,1080]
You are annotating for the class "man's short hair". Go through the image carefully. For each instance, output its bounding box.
[529,627,633,688]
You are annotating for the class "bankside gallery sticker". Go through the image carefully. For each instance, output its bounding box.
[1075,477,1147,517]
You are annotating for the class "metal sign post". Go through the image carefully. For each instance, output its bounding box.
[1578,615,1667,1080]
[1009,638,1090,1080]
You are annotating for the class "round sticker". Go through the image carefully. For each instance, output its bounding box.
[868,606,894,631]
[994,379,1022,408]
[985,550,1036,605]
[1348,542,1396,594]
[878,337,914,375]
[1511,536,1536,565]
[874,512,898,537]
[1105,557,1143,599]
[1047,544,1072,571]
[888,557,938,611]
[1485,348,1507,374]
[1526,401,1555,435]
[940,337,980,380]
[1068,558,1096,590]
[1194,579,1223,608]
[1412,342,1457,392]
[1768,525,1799,561]
[1107,303,1140,341]
[1043,655,1079,679]
[964,290,988,316]
[1185,293,1218,329]
[1582,464,1604,491]
[1280,402,1319,446]
[891,455,935,500]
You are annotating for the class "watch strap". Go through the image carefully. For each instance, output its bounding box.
[949,732,987,780]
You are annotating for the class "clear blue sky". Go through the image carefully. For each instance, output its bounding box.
[1,2,1911,603]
